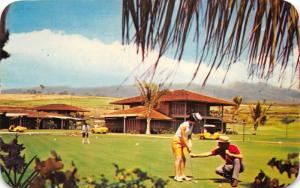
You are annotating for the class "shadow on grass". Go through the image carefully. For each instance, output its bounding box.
[238,182,252,187]
[168,176,243,184]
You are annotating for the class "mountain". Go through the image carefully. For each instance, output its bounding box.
[2,82,299,104]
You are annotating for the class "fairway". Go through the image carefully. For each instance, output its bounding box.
[1,131,299,188]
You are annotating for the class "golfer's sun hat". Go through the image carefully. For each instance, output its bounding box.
[218,135,230,143]
[191,112,202,122]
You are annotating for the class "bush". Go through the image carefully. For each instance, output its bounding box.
[0,135,79,188]
[225,129,238,135]
[83,163,168,188]
[252,153,299,188]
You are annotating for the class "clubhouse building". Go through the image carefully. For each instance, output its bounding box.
[0,104,88,129]
[103,90,234,134]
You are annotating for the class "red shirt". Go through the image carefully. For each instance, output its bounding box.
[211,144,241,164]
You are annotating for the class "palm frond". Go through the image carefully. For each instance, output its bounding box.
[135,79,169,109]
[122,0,300,86]
[0,5,10,61]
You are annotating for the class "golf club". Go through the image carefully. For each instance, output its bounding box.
[189,154,198,183]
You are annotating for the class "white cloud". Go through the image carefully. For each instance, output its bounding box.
[0,29,297,89]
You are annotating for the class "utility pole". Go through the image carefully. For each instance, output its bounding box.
[242,119,246,142]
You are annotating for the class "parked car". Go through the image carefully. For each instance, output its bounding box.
[199,124,220,140]
[91,125,108,134]
[8,125,27,132]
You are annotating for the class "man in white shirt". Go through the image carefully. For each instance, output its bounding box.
[81,123,90,144]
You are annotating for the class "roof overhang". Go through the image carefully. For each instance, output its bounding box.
[102,114,141,118]
[5,113,28,117]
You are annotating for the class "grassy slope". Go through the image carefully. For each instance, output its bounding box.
[0,94,119,116]
[0,94,117,108]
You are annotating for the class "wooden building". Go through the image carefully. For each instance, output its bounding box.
[104,106,172,133]
[104,90,234,134]
[0,104,89,129]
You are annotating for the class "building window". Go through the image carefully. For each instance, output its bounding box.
[171,102,186,116]
[194,103,208,116]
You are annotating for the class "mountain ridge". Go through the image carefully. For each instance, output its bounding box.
[2,82,299,104]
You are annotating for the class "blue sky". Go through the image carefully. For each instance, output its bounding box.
[7,0,122,43]
[0,0,298,89]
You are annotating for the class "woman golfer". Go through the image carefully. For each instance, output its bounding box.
[172,112,202,182]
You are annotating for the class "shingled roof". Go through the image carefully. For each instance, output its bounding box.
[32,104,89,112]
[103,106,172,120]
[0,106,31,112]
[0,106,84,120]
[111,90,234,106]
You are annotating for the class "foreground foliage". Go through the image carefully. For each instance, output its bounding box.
[83,164,168,188]
[252,153,299,188]
[122,0,299,85]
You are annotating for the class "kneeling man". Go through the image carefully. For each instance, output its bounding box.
[190,136,244,187]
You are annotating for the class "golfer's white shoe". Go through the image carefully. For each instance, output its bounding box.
[181,176,192,181]
[174,176,183,182]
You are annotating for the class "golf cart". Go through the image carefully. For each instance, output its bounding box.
[91,120,108,134]
[8,125,27,132]
[199,124,220,140]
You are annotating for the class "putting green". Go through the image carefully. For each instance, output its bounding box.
[0,132,299,188]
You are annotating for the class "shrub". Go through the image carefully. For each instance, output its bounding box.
[0,135,79,188]
[252,153,299,188]
[83,163,168,188]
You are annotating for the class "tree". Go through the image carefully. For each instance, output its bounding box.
[122,0,299,86]
[232,96,243,120]
[136,80,168,134]
[248,101,272,135]
[232,96,243,132]
[281,116,295,138]
[0,5,10,61]
[45,119,56,129]
[39,84,45,93]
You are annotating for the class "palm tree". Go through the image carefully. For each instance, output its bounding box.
[232,96,243,119]
[248,101,272,135]
[122,0,299,86]
[0,5,10,61]
[232,96,243,132]
[136,79,168,134]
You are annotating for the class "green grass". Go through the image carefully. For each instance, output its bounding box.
[1,132,299,188]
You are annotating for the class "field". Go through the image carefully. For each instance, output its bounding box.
[0,94,119,117]
[1,127,299,188]
[0,94,299,187]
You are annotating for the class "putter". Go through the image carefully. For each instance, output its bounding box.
[189,154,198,183]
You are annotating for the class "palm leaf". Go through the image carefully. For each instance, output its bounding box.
[122,0,299,86]
[0,5,10,61]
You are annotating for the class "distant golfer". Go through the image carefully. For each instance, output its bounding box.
[81,123,90,144]
[172,112,202,182]
[190,136,244,187]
